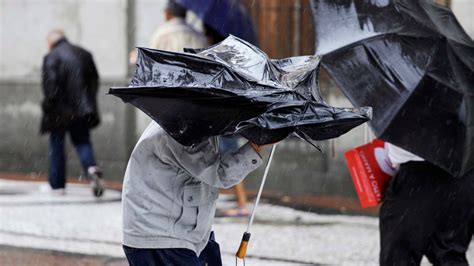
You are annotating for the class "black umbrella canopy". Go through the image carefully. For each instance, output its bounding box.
[311,0,474,177]
[110,36,371,146]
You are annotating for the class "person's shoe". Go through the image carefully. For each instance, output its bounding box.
[215,207,249,218]
[89,171,105,198]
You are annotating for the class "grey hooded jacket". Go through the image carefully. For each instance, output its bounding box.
[122,122,263,255]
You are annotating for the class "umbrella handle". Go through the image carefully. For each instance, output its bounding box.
[235,232,251,259]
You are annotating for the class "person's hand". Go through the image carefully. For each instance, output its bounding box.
[249,140,281,154]
[250,141,280,154]
[249,142,263,154]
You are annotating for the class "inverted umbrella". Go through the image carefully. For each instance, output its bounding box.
[311,0,474,177]
[175,0,257,44]
[109,36,371,146]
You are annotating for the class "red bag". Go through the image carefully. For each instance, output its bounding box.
[344,139,395,208]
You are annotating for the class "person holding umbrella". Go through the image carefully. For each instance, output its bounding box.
[115,34,370,264]
[121,122,266,265]
[310,0,474,264]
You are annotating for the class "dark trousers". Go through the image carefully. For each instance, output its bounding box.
[379,162,474,266]
[48,120,97,189]
[123,232,222,266]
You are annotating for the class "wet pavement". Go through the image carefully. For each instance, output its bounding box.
[0,178,473,265]
[0,245,128,266]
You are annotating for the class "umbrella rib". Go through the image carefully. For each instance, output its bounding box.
[319,63,401,135]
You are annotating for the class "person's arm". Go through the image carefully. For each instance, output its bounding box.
[86,53,99,96]
[41,55,60,112]
[157,135,263,189]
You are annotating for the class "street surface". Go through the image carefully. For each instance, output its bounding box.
[0,179,472,265]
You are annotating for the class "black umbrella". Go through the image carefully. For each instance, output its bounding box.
[311,0,474,177]
[109,36,371,146]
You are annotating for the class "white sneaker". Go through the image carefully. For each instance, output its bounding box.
[89,171,105,198]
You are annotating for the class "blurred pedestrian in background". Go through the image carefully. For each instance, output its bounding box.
[130,0,209,134]
[149,0,208,51]
[128,0,208,64]
[40,29,104,197]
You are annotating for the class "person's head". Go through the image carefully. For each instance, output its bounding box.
[47,29,66,50]
[165,0,186,21]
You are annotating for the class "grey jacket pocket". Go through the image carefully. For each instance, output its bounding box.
[173,184,218,243]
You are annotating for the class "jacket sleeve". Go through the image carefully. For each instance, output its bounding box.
[41,55,60,112]
[157,135,263,189]
[86,53,99,95]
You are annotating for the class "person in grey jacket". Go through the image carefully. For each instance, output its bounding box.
[122,122,264,265]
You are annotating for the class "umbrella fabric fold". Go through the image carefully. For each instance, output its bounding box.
[110,36,371,146]
[311,0,474,177]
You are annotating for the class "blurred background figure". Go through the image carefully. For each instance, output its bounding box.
[128,0,208,64]
[41,29,104,197]
[149,0,208,51]
[130,0,209,134]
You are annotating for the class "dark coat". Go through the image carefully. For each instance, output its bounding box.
[41,38,100,133]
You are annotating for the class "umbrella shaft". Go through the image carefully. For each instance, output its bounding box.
[246,144,278,232]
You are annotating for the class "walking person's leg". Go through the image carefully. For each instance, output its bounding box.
[234,182,249,212]
[425,171,474,266]
[379,162,444,266]
[217,182,249,217]
[74,139,97,172]
[69,119,104,197]
[48,129,67,191]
